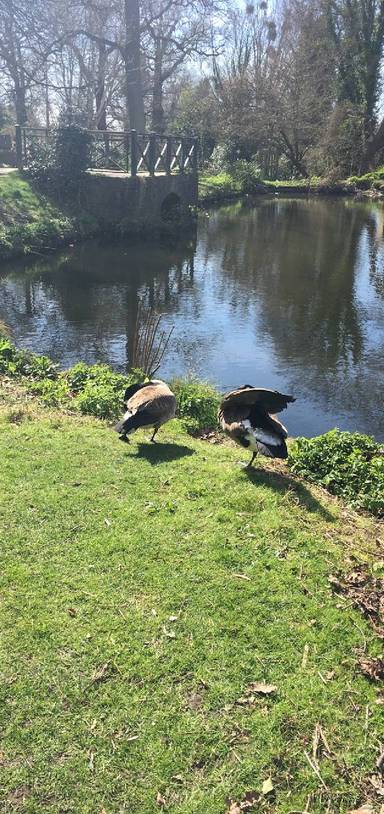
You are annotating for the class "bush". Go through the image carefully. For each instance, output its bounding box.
[25,125,92,196]
[171,377,220,432]
[289,429,384,516]
[228,158,262,193]
[66,363,128,395]
[74,381,123,419]
[27,378,71,408]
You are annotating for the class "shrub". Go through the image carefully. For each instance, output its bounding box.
[228,158,262,193]
[289,429,384,516]
[25,125,92,196]
[74,381,123,420]
[171,377,220,432]
[66,363,131,395]
[22,354,58,380]
[27,378,71,408]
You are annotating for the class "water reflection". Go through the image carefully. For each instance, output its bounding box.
[0,197,383,439]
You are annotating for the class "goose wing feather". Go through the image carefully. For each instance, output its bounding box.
[220,387,295,414]
[127,382,176,420]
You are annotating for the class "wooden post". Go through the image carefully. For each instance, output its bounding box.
[165,135,172,175]
[192,138,198,174]
[130,129,138,177]
[15,125,23,170]
[180,137,186,173]
[148,132,157,176]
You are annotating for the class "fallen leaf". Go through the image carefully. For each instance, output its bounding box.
[225,791,259,813]
[261,777,274,795]
[168,615,178,622]
[359,657,384,681]
[91,663,113,684]
[246,682,277,695]
[236,695,255,706]
[88,749,95,771]
[156,792,166,807]
[67,607,77,617]
[162,627,176,639]
[104,518,111,527]
[186,692,203,710]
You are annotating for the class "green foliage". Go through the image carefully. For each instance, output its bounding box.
[228,158,262,193]
[0,173,82,260]
[199,172,241,202]
[171,377,220,431]
[347,167,384,188]
[74,381,123,419]
[289,429,384,516]
[25,125,92,196]
[66,362,128,395]
[68,363,139,420]
[27,377,72,407]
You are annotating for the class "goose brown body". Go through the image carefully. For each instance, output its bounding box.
[219,386,295,467]
[114,379,176,443]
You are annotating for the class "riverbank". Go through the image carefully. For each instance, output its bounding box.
[1,330,383,516]
[2,169,384,262]
[1,375,384,813]
[0,172,99,261]
[198,169,384,204]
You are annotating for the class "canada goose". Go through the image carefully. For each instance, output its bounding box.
[218,385,296,468]
[114,379,176,443]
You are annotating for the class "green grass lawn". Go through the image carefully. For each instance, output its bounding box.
[0,173,93,261]
[0,385,383,814]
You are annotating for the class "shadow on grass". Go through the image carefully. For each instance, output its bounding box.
[132,441,195,464]
[244,466,334,520]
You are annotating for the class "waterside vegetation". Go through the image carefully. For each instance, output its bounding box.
[1,329,383,518]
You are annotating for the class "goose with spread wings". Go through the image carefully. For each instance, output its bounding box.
[218,385,296,468]
[114,379,176,443]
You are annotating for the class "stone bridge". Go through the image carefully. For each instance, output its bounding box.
[82,170,198,233]
[15,126,198,232]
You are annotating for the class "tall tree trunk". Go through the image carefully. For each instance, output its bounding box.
[151,42,164,132]
[124,0,145,131]
[95,42,107,130]
[359,117,384,172]
[13,73,27,125]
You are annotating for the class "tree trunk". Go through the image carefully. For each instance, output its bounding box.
[359,117,384,173]
[12,62,28,126]
[151,39,165,132]
[95,42,107,130]
[124,0,145,131]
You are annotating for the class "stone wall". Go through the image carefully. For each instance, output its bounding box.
[80,172,198,233]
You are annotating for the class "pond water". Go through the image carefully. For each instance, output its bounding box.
[1,196,384,440]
